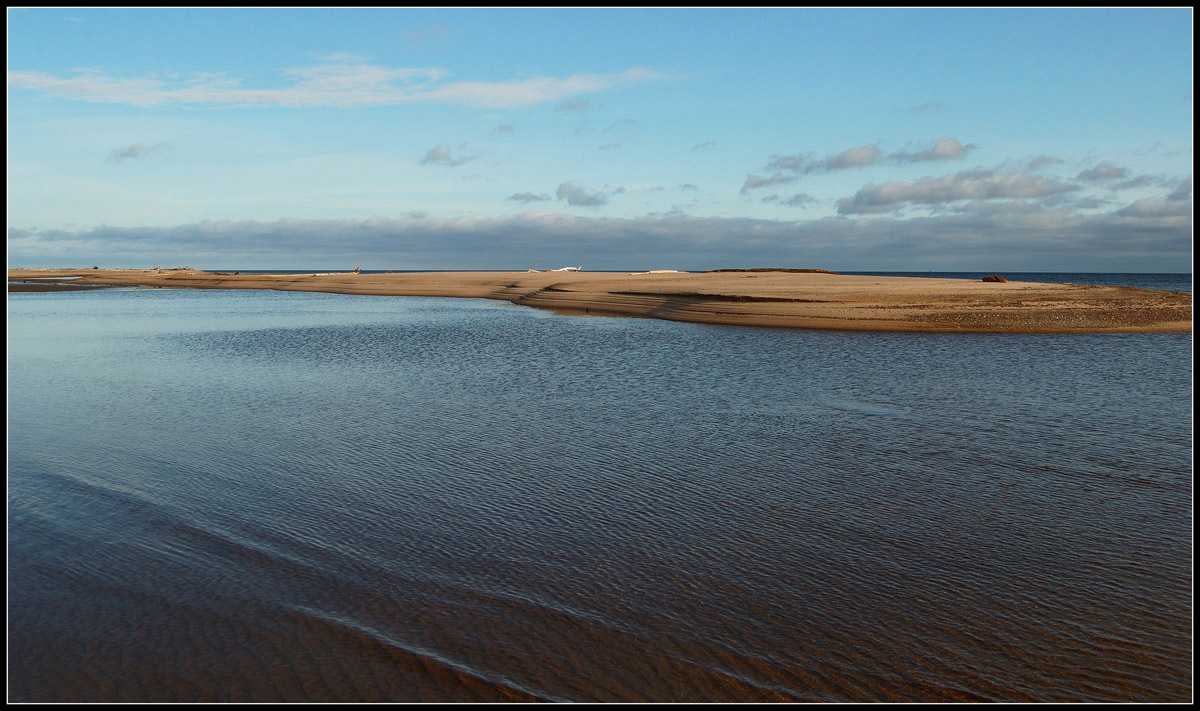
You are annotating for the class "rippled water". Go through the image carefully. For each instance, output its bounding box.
[8,283,1192,702]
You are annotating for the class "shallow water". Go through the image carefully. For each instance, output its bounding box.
[7,282,1192,702]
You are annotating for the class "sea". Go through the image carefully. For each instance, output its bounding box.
[7,273,1193,702]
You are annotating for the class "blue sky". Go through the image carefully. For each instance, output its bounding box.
[7,7,1192,271]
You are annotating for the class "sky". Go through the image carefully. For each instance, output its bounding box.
[6,7,1193,271]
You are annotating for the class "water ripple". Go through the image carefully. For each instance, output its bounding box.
[8,289,1192,702]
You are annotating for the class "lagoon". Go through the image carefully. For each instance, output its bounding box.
[7,280,1192,702]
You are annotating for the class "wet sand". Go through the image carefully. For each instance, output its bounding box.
[8,268,1192,333]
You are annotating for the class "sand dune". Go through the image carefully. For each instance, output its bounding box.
[8,268,1192,333]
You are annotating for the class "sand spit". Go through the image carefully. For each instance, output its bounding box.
[8,268,1192,333]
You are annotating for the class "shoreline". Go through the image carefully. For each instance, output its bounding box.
[8,268,1192,333]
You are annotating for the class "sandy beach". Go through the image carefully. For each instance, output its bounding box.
[8,268,1192,333]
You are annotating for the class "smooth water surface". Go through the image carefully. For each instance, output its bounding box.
[8,285,1192,702]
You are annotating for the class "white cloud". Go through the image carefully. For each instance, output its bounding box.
[1166,176,1192,201]
[418,68,668,109]
[741,171,798,193]
[1115,198,1192,218]
[765,145,882,174]
[762,139,975,178]
[107,142,170,162]
[1026,155,1065,171]
[838,170,1079,215]
[1112,174,1168,191]
[420,145,477,167]
[9,205,1190,273]
[1077,162,1129,181]
[763,153,813,173]
[7,63,671,109]
[1115,178,1192,218]
[780,193,817,207]
[889,138,978,163]
[556,182,610,207]
[1125,175,1190,199]
[508,192,551,203]
[828,144,883,170]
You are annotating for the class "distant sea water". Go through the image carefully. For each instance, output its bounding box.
[7,274,1192,702]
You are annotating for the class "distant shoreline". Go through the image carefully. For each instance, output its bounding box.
[8,268,1192,334]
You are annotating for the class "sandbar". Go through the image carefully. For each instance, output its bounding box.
[8,268,1192,333]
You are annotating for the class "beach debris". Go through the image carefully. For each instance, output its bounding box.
[550,266,582,272]
[982,275,1008,283]
[352,266,361,274]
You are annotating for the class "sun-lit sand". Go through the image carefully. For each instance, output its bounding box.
[8,268,1192,333]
